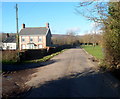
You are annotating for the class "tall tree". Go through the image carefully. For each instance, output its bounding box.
[103,2,120,68]
[77,1,120,68]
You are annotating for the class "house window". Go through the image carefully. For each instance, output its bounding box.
[6,46,9,49]
[38,45,43,48]
[38,37,42,42]
[22,45,26,49]
[22,37,25,42]
[30,37,33,42]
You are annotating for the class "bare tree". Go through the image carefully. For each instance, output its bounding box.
[75,1,108,23]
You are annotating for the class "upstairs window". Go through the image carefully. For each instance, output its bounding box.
[30,37,33,42]
[38,37,42,42]
[22,37,25,42]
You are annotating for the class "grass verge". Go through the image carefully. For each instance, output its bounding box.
[82,45,120,81]
[2,49,67,64]
[2,60,18,64]
[82,45,104,60]
[24,49,67,63]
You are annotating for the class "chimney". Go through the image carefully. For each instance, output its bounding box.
[22,23,25,29]
[6,33,9,38]
[46,23,49,28]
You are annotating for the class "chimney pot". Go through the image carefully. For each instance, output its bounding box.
[6,33,9,38]
[46,23,49,28]
[22,23,25,29]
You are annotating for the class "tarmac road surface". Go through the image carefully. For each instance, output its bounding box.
[24,48,120,97]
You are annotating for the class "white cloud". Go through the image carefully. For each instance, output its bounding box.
[88,29,103,34]
[90,22,100,28]
[67,27,80,33]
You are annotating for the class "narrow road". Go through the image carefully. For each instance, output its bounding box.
[24,48,120,97]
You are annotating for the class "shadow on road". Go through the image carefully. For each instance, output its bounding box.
[22,71,120,98]
[2,59,60,72]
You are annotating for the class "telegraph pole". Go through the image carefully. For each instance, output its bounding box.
[16,4,20,62]
[16,4,19,50]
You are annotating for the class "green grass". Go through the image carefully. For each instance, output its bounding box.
[24,49,67,63]
[82,45,104,60]
[2,60,18,64]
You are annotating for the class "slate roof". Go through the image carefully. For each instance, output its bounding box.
[1,33,16,42]
[2,35,16,43]
[19,27,49,35]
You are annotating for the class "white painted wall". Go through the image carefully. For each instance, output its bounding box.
[3,43,16,50]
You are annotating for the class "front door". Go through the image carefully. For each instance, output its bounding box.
[28,44,34,49]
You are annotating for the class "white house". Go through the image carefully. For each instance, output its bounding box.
[2,34,17,50]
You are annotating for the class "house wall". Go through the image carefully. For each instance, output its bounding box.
[19,35,46,50]
[3,43,16,50]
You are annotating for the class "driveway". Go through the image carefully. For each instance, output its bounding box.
[2,48,120,97]
[24,48,120,97]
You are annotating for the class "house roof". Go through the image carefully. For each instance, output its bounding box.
[19,27,49,35]
[2,35,16,43]
[0,33,16,41]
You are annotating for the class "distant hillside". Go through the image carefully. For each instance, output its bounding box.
[52,34,82,39]
[51,34,82,45]
[52,34,69,38]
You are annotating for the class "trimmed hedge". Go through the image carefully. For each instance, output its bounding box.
[2,50,19,63]
[2,45,74,63]
[20,49,47,61]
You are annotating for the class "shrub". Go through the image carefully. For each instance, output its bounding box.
[103,2,120,68]
[2,50,19,63]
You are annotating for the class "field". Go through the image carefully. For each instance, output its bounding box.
[82,45,104,60]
